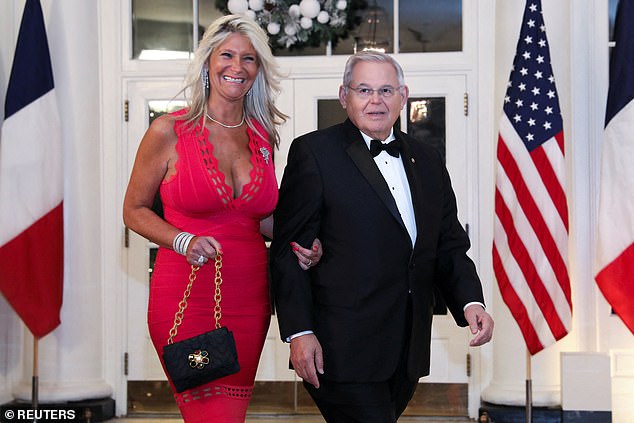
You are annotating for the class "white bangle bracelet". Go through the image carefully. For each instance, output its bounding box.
[173,232,195,256]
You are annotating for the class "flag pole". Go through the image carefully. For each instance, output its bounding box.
[32,336,39,422]
[526,349,532,422]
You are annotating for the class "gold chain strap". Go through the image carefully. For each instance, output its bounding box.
[167,255,223,345]
[213,254,223,330]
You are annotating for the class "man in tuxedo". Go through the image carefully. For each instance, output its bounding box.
[270,52,493,423]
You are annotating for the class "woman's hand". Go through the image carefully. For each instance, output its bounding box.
[291,238,323,270]
[187,236,223,267]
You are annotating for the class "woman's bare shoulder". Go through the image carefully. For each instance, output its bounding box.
[150,113,179,138]
[138,114,181,151]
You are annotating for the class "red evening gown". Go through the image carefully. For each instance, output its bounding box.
[147,111,277,422]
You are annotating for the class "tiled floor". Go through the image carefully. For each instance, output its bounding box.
[107,416,473,422]
[126,381,469,419]
[119,381,474,422]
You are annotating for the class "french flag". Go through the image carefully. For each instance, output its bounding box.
[0,0,63,338]
[595,0,634,335]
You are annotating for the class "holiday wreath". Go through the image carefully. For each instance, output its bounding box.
[215,0,367,50]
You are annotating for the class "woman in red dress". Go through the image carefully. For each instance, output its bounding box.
[123,15,321,422]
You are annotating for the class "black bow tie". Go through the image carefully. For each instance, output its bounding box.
[370,139,401,158]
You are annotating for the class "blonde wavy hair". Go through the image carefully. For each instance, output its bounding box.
[180,15,287,147]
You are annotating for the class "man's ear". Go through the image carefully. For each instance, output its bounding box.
[400,85,409,108]
[338,85,347,109]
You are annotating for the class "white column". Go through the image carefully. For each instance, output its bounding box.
[481,287,577,406]
[14,332,111,402]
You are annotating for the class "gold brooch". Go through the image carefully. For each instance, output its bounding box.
[188,349,210,369]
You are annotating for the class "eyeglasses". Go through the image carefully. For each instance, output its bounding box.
[347,85,402,98]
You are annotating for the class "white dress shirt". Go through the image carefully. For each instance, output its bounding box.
[361,131,417,247]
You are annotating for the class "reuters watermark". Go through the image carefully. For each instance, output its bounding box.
[2,408,77,422]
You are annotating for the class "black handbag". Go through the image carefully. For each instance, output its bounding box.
[162,255,240,393]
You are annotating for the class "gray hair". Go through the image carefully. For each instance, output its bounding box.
[342,51,405,89]
[180,15,287,147]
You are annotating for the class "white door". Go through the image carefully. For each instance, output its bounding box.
[125,79,185,381]
[290,75,472,384]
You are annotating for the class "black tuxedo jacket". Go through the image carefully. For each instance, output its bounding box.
[271,119,484,382]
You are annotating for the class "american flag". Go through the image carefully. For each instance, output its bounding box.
[493,0,571,355]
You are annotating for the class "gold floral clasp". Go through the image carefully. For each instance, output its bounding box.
[188,349,210,369]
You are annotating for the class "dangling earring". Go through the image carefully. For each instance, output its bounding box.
[201,67,209,98]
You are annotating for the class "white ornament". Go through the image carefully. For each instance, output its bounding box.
[267,22,280,35]
[248,0,264,11]
[289,4,301,18]
[300,17,313,29]
[245,9,256,19]
[227,0,249,14]
[336,0,347,10]
[299,0,321,19]
[317,11,330,24]
[284,24,297,36]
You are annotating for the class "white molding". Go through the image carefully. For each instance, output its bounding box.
[472,0,496,419]
[99,0,128,416]
[568,0,602,353]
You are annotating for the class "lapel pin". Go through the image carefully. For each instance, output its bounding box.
[411,158,416,163]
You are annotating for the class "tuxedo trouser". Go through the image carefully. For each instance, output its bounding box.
[303,297,417,423]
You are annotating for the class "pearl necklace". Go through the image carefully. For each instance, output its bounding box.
[205,112,245,129]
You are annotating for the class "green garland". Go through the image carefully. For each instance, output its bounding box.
[215,0,367,51]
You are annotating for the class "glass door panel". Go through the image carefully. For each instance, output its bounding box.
[131,0,194,60]
[407,97,447,161]
[399,0,462,53]
[199,0,226,33]
[317,99,347,129]
[353,0,394,54]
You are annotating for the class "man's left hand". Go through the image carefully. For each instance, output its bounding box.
[464,304,494,346]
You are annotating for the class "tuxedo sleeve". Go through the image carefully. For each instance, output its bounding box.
[271,137,322,340]
[432,150,485,327]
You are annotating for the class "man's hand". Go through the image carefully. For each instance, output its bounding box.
[464,304,494,347]
[290,333,324,388]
